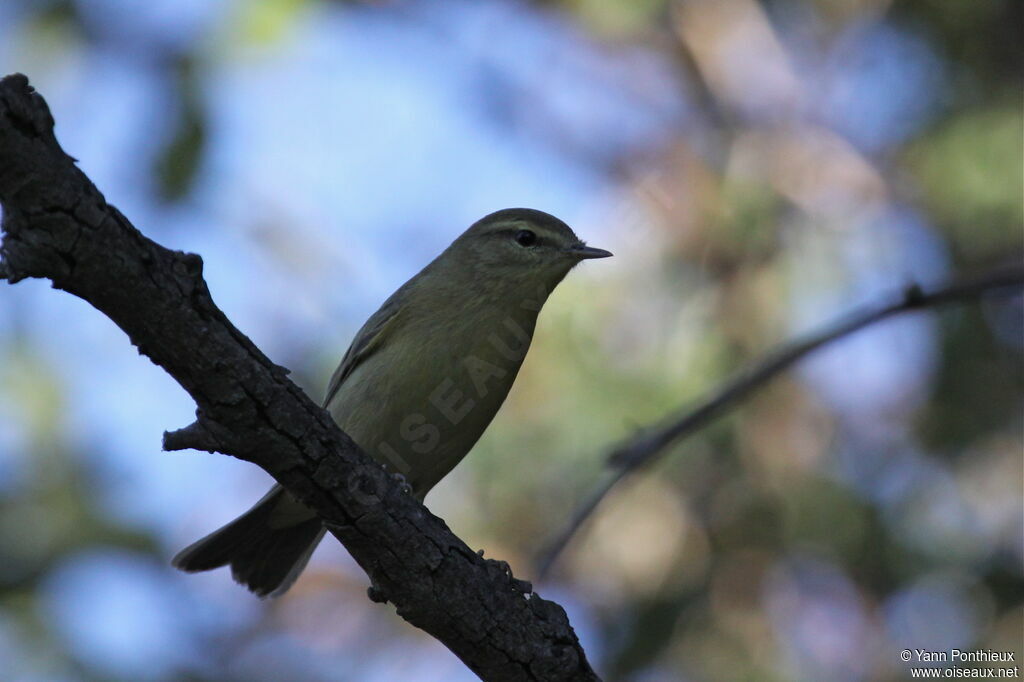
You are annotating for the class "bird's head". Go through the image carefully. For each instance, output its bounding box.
[448,208,612,290]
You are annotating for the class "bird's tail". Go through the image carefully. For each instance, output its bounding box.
[172,485,325,597]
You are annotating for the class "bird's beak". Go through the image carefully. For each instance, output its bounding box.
[569,244,613,260]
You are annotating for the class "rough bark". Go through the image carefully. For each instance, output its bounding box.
[0,73,598,682]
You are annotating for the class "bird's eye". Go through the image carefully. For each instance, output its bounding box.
[514,229,537,247]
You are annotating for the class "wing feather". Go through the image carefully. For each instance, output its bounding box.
[322,300,403,408]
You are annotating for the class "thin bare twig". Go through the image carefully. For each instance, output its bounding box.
[537,267,1024,577]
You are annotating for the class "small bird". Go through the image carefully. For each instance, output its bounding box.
[173,208,611,596]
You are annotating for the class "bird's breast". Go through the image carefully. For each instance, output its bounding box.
[327,303,539,496]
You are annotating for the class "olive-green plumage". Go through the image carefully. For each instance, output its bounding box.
[173,208,611,596]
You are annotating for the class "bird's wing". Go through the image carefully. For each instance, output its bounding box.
[322,299,403,409]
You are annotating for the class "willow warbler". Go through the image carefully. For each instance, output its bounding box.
[173,208,611,596]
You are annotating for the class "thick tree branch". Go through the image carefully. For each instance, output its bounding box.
[0,73,597,682]
[537,267,1024,577]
